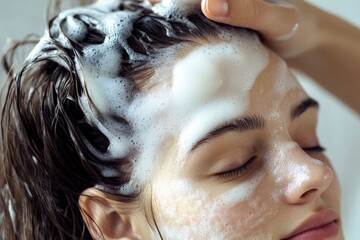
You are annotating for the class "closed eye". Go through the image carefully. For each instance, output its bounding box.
[303,145,326,152]
[216,157,256,180]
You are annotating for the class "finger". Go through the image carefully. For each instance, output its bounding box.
[149,0,161,4]
[201,0,300,41]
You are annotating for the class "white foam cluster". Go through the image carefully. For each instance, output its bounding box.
[124,35,268,192]
[25,1,324,238]
[152,0,200,16]
[173,42,268,154]
[29,0,269,196]
[218,172,264,205]
[153,175,278,239]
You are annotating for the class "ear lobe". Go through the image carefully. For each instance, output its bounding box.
[79,188,139,240]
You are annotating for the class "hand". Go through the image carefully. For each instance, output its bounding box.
[148,0,324,59]
[201,0,324,59]
[149,0,360,114]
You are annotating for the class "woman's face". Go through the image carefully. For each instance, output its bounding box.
[142,40,342,240]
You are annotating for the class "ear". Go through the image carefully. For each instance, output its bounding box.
[79,188,140,240]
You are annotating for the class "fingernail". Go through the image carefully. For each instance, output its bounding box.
[275,22,300,41]
[205,0,229,17]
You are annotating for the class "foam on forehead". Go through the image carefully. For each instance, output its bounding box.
[27,0,268,195]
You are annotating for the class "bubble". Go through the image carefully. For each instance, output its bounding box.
[27,0,269,200]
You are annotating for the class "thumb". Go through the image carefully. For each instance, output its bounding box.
[201,0,301,41]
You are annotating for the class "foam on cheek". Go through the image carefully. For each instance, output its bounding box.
[217,173,280,237]
[218,172,264,205]
[154,179,209,239]
[155,173,277,239]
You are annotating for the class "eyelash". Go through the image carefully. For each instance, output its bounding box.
[217,157,256,179]
[216,145,325,180]
[303,145,326,152]
[217,145,326,179]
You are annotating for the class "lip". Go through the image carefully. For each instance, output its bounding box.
[282,209,339,240]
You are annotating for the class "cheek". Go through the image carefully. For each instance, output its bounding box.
[322,158,341,203]
[153,175,280,240]
[323,169,341,207]
[153,179,214,239]
[213,178,281,239]
[220,196,279,237]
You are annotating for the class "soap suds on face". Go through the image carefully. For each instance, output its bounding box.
[154,172,275,240]
[268,141,333,199]
[273,60,301,94]
[178,99,245,155]
[285,164,310,195]
[154,173,262,240]
[218,172,264,205]
[22,1,341,239]
[122,37,269,192]
[28,0,268,196]
[170,43,268,154]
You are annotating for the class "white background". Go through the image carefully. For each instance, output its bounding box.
[1,0,359,239]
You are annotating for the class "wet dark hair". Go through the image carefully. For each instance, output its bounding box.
[0,1,255,239]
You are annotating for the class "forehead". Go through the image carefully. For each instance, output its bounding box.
[170,40,269,110]
[162,41,305,156]
[163,40,271,153]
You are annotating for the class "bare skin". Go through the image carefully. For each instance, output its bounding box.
[149,0,360,115]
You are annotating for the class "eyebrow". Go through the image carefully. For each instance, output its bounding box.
[191,115,266,151]
[190,97,319,152]
[291,97,319,121]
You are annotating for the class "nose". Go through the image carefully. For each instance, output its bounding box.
[277,144,334,204]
